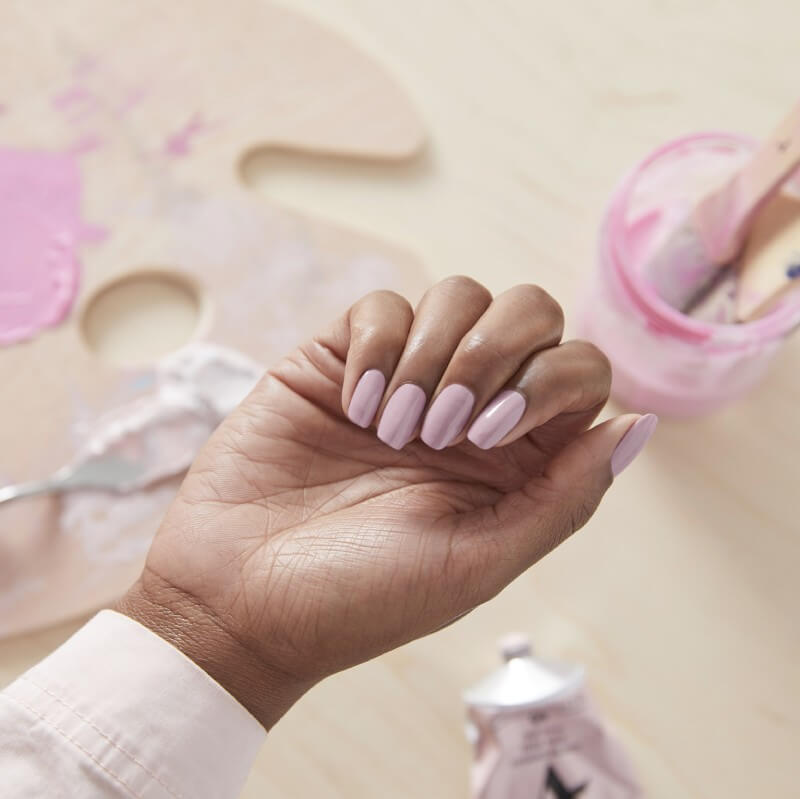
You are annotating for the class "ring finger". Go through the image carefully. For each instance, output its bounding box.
[465,340,612,450]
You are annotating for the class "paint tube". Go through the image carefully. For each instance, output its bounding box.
[464,634,642,798]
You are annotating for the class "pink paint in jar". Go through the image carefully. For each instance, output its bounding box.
[579,133,800,417]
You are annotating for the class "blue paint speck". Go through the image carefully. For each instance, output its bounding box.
[787,262,800,280]
[128,373,156,391]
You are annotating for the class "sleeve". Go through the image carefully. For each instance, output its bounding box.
[0,609,266,799]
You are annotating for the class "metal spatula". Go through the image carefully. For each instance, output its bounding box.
[0,454,149,505]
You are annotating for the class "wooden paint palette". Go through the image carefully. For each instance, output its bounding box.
[0,1,429,637]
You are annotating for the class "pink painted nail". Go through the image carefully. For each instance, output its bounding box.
[421,384,475,450]
[377,383,427,450]
[611,414,658,476]
[467,390,526,449]
[347,369,386,428]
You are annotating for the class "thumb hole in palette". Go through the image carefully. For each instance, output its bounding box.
[80,270,206,366]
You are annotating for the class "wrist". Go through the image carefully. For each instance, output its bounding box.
[114,570,310,730]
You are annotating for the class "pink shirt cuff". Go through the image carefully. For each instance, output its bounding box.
[2,609,266,798]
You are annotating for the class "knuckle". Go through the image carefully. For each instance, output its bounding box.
[356,289,412,317]
[572,340,613,392]
[459,331,517,370]
[433,275,492,303]
[514,284,564,330]
[569,496,601,534]
[352,321,401,351]
[530,352,557,385]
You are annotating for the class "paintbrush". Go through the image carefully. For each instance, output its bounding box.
[734,190,800,321]
[686,187,800,323]
[647,102,800,311]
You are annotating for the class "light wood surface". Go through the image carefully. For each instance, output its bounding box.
[3,2,800,798]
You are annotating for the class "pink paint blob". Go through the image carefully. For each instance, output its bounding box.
[72,56,98,77]
[115,86,147,116]
[579,133,800,416]
[0,149,97,345]
[68,134,103,156]
[52,85,93,111]
[164,113,208,158]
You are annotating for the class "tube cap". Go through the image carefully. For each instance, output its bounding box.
[498,633,532,662]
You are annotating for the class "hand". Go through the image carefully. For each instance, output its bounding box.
[117,277,655,728]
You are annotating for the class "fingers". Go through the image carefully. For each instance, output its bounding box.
[340,277,607,453]
[466,340,612,449]
[420,285,564,449]
[376,276,492,448]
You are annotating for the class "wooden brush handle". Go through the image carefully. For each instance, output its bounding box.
[704,102,800,261]
[735,191,800,320]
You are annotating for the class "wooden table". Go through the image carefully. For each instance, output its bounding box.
[2,2,798,796]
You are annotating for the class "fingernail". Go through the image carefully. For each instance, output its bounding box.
[611,414,658,476]
[377,383,427,449]
[421,384,475,450]
[347,369,386,428]
[467,390,526,449]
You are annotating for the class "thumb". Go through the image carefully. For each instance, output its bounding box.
[466,413,657,589]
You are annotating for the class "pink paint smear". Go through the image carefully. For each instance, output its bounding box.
[68,134,103,156]
[164,113,209,158]
[0,149,102,345]
[52,86,95,116]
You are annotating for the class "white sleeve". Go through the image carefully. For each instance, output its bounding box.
[0,610,266,798]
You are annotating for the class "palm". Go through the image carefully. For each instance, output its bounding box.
[146,342,600,681]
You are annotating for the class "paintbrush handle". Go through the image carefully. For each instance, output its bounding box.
[701,101,800,262]
[734,192,800,320]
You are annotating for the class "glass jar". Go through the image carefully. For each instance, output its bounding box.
[579,133,800,417]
